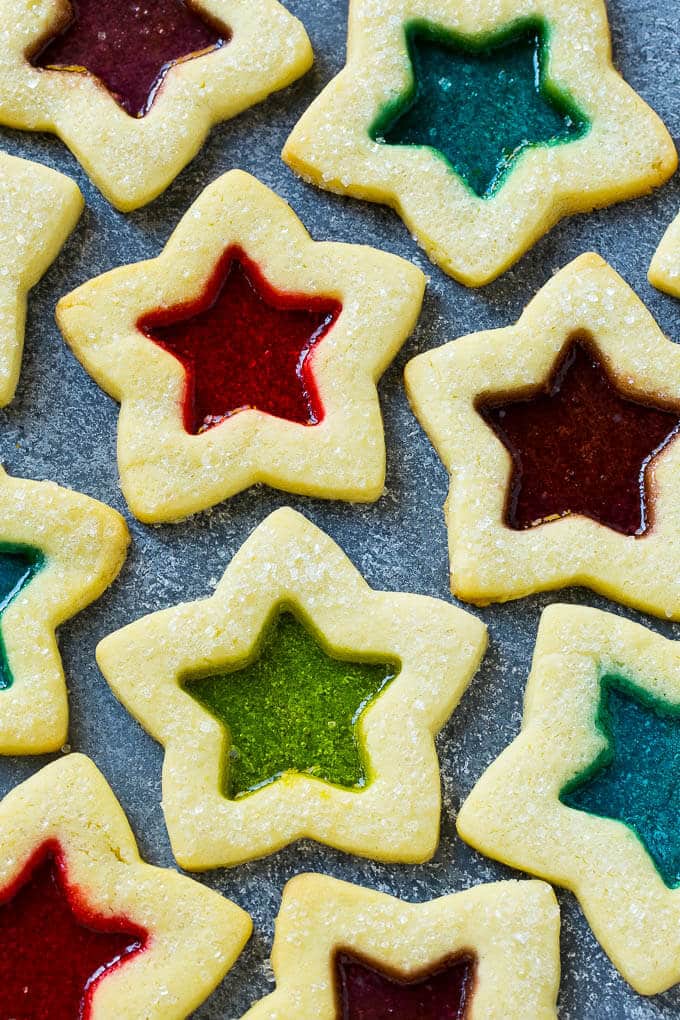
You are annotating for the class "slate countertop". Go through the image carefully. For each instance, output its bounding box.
[0,1,677,1016]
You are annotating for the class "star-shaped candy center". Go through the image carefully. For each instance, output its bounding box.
[0,544,44,691]
[335,950,476,1020]
[370,19,588,198]
[139,247,341,434]
[31,0,228,118]
[561,676,680,889]
[0,842,146,1020]
[183,609,398,799]
[478,335,680,536]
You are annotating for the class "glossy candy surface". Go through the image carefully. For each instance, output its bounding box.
[0,545,44,690]
[479,336,680,535]
[371,19,587,198]
[0,842,146,1020]
[184,609,398,799]
[32,0,228,117]
[335,950,475,1019]
[562,675,680,889]
[140,248,341,435]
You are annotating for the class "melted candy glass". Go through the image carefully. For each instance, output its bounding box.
[370,18,588,198]
[0,544,44,691]
[183,608,399,799]
[561,675,680,889]
[139,247,341,435]
[478,335,680,536]
[335,950,476,1020]
[32,0,228,117]
[0,842,146,1020]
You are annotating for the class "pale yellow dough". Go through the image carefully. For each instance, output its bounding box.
[0,753,251,1018]
[96,507,487,869]
[0,151,82,406]
[283,0,677,286]
[458,604,680,996]
[57,170,426,523]
[242,874,560,1019]
[649,212,680,297]
[405,253,680,620]
[0,0,313,210]
[0,465,129,754]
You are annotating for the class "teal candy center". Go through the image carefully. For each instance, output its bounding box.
[560,675,680,888]
[182,608,399,799]
[370,18,589,198]
[0,545,44,690]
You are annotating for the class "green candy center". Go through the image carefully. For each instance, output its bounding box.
[561,674,680,888]
[370,18,589,198]
[182,608,399,799]
[0,545,44,691]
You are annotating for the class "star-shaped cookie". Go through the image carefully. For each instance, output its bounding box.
[283,0,677,286]
[242,874,560,1019]
[405,253,680,620]
[0,152,82,406]
[0,753,251,1018]
[57,170,426,523]
[649,212,680,298]
[457,604,680,995]
[0,465,129,754]
[34,0,227,119]
[0,0,313,210]
[96,508,487,869]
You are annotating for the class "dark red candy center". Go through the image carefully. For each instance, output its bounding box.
[139,247,341,435]
[32,0,228,117]
[0,842,147,1020]
[335,951,476,1020]
[478,334,680,536]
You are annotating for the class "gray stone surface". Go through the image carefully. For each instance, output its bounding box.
[0,0,677,1016]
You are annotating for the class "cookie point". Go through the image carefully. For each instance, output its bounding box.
[262,506,310,529]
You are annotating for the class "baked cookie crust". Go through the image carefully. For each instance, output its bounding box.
[649,212,680,298]
[0,753,251,1018]
[0,152,82,406]
[242,873,560,1020]
[0,0,313,210]
[458,603,680,995]
[57,170,426,523]
[96,507,487,869]
[0,465,129,754]
[405,253,680,619]
[283,0,676,286]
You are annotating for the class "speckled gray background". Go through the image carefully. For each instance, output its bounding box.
[0,1,677,1016]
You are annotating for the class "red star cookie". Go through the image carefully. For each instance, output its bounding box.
[243,874,560,1019]
[0,753,251,1018]
[57,171,425,522]
[0,0,313,210]
[406,253,680,619]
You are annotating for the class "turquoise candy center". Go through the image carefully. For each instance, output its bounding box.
[370,19,589,198]
[561,675,680,888]
[182,608,399,799]
[0,545,44,690]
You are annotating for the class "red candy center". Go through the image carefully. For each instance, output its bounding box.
[139,247,341,435]
[32,0,228,118]
[478,334,680,536]
[0,842,147,1020]
[335,951,476,1020]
